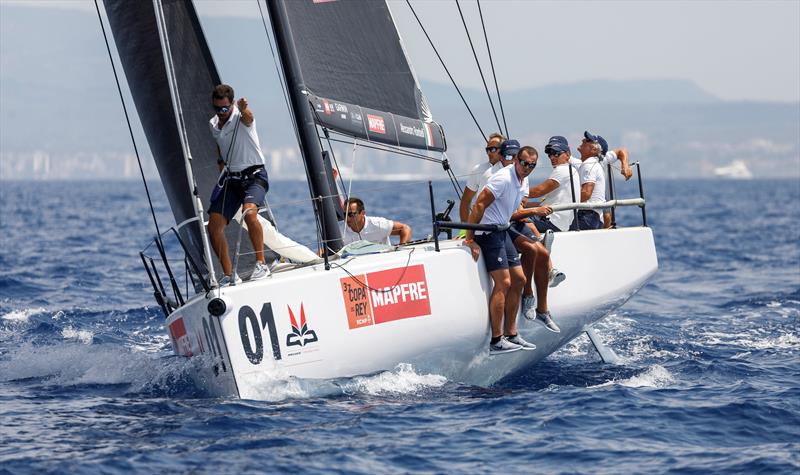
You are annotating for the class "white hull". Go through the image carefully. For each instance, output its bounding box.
[165,227,658,399]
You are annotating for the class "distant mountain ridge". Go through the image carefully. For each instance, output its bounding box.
[422,78,720,107]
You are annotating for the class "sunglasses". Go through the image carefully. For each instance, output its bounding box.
[519,160,537,169]
[346,211,360,218]
[547,151,563,158]
[214,105,231,114]
[485,146,500,153]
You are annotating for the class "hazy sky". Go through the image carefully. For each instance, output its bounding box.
[4,0,797,102]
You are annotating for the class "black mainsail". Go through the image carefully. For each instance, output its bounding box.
[104,0,223,282]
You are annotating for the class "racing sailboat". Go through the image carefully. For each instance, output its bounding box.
[102,0,657,399]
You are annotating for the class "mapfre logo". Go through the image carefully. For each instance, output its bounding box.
[286,303,318,347]
[340,264,431,329]
[367,114,386,134]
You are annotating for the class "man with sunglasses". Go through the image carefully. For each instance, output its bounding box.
[506,146,561,332]
[464,141,539,354]
[458,132,506,223]
[341,197,411,246]
[208,84,270,285]
[527,138,581,234]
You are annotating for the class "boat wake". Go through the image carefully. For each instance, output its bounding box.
[236,363,448,402]
[0,306,450,402]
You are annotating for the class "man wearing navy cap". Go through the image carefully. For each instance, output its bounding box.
[527,138,581,234]
[568,131,608,230]
[567,132,633,228]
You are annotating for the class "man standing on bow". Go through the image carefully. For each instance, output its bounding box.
[208,84,270,285]
[464,140,539,355]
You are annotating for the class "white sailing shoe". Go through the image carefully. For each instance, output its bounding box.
[249,262,269,281]
[535,310,561,333]
[522,295,537,320]
[489,337,522,355]
[548,268,566,288]
[218,274,242,286]
[506,334,536,351]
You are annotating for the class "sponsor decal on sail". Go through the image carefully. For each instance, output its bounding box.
[399,122,425,139]
[323,99,332,115]
[340,264,431,329]
[367,114,386,134]
[169,318,193,356]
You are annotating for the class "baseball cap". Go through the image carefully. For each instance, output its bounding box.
[500,139,521,157]
[584,131,609,155]
[544,141,569,156]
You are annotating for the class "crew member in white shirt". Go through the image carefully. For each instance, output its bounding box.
[208,84,270,285]
[556,133,633,228]
[459,132,505,223]
[570,131,608,230]
[527,139,581,233]
[464,147,539,355]
[342,197,411,246]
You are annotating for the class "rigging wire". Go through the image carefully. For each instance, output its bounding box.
[455,0,502,134]
[93,0,162,239]
[477,0,509,138]
[405,0,487,141]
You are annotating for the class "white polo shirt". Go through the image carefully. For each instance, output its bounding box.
[569,150,620,205]
[342,216,393,245]
[209,105,266,172]
[578,157,607,218]
[540,163,581,231]
[479,164,528,228]
[466,161,503,192]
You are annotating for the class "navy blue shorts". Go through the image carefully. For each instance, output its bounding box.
[531,215,563,233]
[508,221,537,243]
[474,230,521,273]
[570,210,602,230]
[209,167,269,222]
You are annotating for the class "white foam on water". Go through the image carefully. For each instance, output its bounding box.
[1,307,46,322]
[237,366,328,402]
[590,364,675,389]
[697,327,799,352]
[237,363,447,402]
[340,363,447,396]
[61,326,94,344]
[0,341,177,391]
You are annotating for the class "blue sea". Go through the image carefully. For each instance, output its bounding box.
[1,178,798,474]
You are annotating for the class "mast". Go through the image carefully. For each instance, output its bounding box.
[153,0,218,286]
[266,0,343,253]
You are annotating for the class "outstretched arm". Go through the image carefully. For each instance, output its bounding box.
[238,97,254,127]
[615,148,632,180]
[391,221,412,244]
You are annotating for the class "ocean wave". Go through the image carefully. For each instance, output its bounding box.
[1,306,47,322]
[590,364,675,389]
